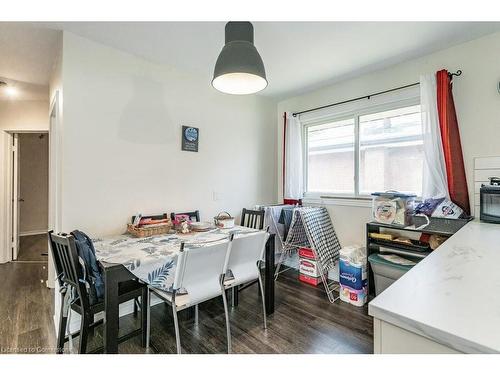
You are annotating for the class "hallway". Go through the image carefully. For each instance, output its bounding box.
[17,234,48,262]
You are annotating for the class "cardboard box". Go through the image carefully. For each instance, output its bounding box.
[299,273,323,286]
[299,250,326,286]
[298,247,316,259]
[299,258,322,277]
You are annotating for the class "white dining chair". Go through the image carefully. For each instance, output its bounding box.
[222,231,270,330]
[146,238,233,354]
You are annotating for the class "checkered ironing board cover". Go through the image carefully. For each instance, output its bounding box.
[285,207,341,272]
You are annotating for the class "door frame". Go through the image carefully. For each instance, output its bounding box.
[11,133,20,260]
[0,130,13,264]
[2,130,50,263]
[47,91,62,288]
[0,91,60,274]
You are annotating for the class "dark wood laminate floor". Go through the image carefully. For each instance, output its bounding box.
[0,261,373,354]
[18,234,48,262]
[0,262,55,353]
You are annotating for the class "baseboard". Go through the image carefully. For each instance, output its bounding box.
[20,229,48,237]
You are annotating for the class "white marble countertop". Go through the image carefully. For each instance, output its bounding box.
[368,221,500,353]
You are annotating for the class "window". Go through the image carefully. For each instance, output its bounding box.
[304,103,423,198]
[306,118,355,194]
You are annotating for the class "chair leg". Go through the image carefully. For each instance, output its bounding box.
[133,297,139,317]
[142,288,149,348]
[57,291,69,354]
[231,286,239,307]
[194,304,199,326]
[57,316,68,354]
[171,303,181,354]
[79,315,90,354]
[257,266,268,330]
[88,313,95,339]
[221,287,232,354]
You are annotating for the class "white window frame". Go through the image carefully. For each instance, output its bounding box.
[302,96,421,201]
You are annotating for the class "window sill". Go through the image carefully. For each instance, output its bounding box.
[303,196,372,208]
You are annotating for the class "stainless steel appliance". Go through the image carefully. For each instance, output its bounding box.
[480,177,500,223]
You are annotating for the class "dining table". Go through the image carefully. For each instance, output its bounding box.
[93,225,275,354]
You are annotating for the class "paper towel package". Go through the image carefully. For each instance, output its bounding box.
[339,257,367,290]
[340,285,368,307]
[339,245,368,306]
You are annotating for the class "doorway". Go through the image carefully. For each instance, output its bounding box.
[10,132,49,263]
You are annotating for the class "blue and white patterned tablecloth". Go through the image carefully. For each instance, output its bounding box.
[93,226,260,292]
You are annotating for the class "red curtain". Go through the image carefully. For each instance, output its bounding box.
[284,199,302,206]
[436,69,470,215]
[282,112,287,201]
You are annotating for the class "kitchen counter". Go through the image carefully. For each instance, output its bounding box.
[368,221,500,353]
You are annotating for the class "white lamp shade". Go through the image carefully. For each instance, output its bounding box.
[212,72,267,95]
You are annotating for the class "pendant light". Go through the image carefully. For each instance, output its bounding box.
[212,22,267,95]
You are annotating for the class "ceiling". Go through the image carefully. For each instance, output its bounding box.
[0,23,60,100]
[1,22,500,100]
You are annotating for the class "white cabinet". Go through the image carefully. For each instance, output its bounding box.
[373,318,461,354]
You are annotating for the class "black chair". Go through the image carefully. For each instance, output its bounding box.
[48,231,147,354]
[240,208,265,230]
[170,210,200,222]
[231,208,266,305]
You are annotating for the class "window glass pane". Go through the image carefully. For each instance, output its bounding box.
[307,118,355,194]
[359,105,423,196]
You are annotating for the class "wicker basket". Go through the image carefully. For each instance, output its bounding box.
[127,221,172,238]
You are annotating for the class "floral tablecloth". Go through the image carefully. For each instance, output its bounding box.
[93,226,260,292]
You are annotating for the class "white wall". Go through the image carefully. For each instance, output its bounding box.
[47,33,63,288]
[0,100,49,131]
[0,100,49,263]
[278,31,500,246]
[50,32,278,332]
[59,32,278,236]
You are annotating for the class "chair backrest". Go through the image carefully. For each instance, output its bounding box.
[173,238,231,306]
[223,231,269,285]
[48,230,65,285]
[240,208,265,230]
[170,210,200,222]
[48,231,91,310]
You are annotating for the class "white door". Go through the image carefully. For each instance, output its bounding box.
[11,134,20,260]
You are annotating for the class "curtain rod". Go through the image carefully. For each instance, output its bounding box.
[292,70,462,117]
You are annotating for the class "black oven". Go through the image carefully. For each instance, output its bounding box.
[480,177,500,223]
